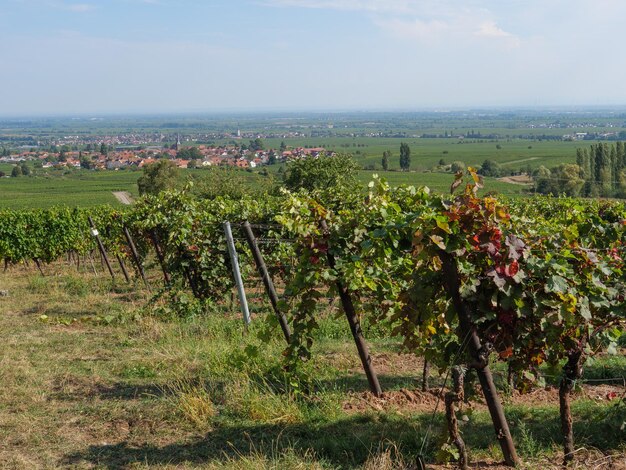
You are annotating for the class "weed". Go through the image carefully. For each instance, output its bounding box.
[26,275,49,293]
[121,364,158,379]
[62,276,89,297]
[517,419,542,459]
[223,378,305,424]
[167,379,218,431]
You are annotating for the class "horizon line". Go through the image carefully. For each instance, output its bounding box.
[3,104,626,120]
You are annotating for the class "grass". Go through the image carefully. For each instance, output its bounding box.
[0,262,624,469]
[264,137,583,170]
[0,168,140,208]
[0,164,526,210]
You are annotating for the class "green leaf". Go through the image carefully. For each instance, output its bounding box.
[545,275,568,294]
[579,297,591,320]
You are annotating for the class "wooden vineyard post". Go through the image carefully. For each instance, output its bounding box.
[150,230,171,285]
[116,254,131,283]
[87,251,98,275]
[440,251,519,467]
[242,221,291,344]
[320,220,383,398]
[33,258,45,276]
[223,221,251,327]
[88,216,115,280]
[123,224,150,290]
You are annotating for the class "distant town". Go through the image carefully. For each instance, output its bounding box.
[0,133,330,171]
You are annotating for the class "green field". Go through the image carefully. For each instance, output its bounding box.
[4,110,622,209]
[0,169,139,209]
[260,137,588,172]
[0,132,612,209]
[0,163,528,210]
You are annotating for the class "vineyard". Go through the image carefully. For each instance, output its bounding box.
[0,170,625,469]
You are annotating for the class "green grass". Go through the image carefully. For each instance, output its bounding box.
[0,169,139,208]
[0,163,527,210]
[258,137,588,172]
[0,263,624,468]
[0,162,15,174]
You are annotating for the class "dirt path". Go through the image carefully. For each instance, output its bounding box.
[498,175,533,185]
[112,191,133,205]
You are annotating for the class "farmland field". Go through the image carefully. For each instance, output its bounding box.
[1,184,625,469]
[0,170,140,209]
[0,165,527,210]
[0,114,623,469]
[3,110,624,208]
[261,137,587,172]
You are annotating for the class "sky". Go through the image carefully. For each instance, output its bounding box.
[1,0,626,115]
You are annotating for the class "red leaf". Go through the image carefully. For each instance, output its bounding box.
[505,260,519,277]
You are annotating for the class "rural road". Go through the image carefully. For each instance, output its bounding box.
[112,191,134,205]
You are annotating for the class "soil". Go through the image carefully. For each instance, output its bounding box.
[112,191,133,205]
[343,381,624,414]
[343,353,625,413]
[424,452,626,469]
[497,175,534,185]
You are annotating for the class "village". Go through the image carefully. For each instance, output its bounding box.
[0,137,329,172]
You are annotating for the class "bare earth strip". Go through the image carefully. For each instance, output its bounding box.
[113,191,133,205]
[498,175,533,185]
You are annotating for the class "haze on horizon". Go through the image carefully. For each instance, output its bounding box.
[2,0,626,116]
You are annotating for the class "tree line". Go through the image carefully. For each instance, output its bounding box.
[381,143,412,171]
[534,142,626,197]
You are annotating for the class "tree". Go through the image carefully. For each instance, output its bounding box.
[450,161,465,173]
[381,150,391,171]
[249,138,264,152]
[284,155,359,196]
[556,163,585,196]
[399,143,411,171]
[478,159,501,177]
[100,143,108,156]
[176,146,203,160]
[20,163,31,176]
[137,160,180,195]
[80,157,92,170]
[280,141,287,152]
[532,165,553,193]
[11,165,22,177]
[268,150,277,165]
[58,150,67,162]
[192,167,269,199]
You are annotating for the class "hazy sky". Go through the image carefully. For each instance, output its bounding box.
[2,0,626,115]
